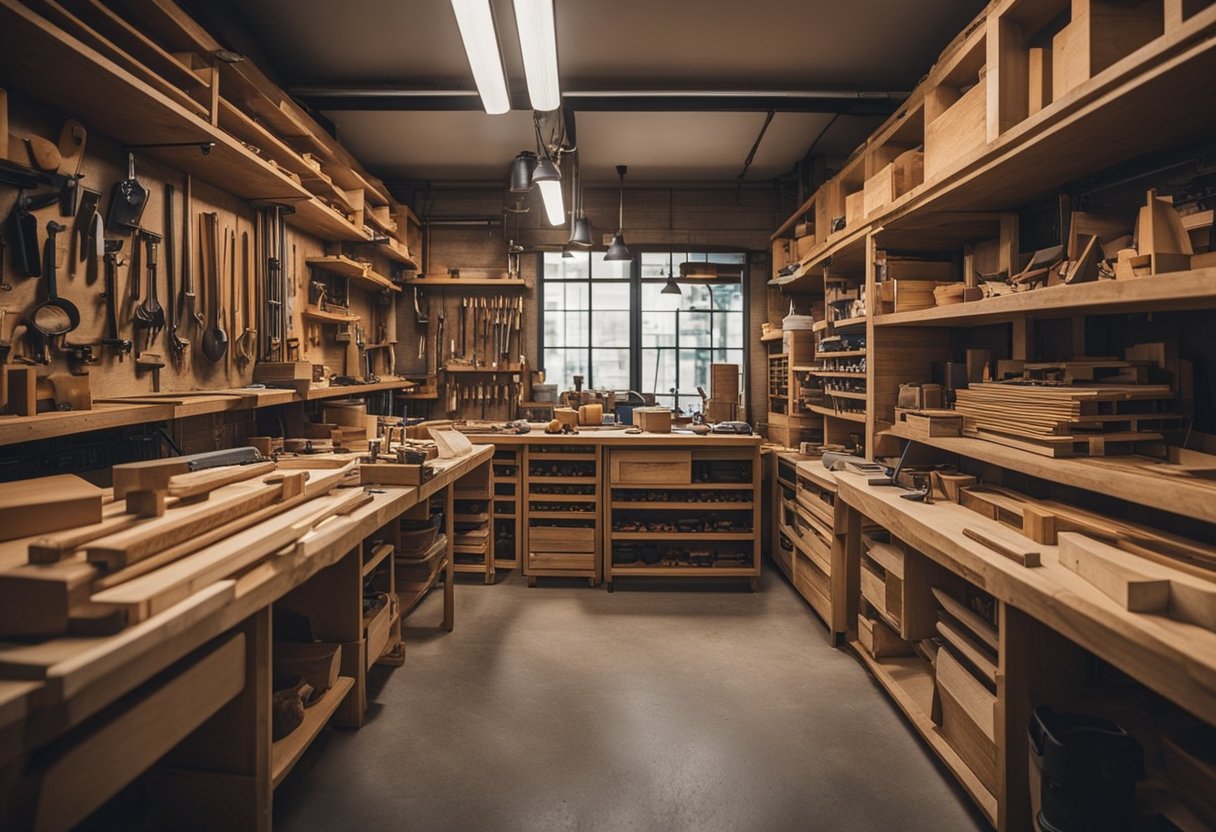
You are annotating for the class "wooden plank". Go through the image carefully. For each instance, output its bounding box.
[86,482,284,568]
[936,643,996,743]
[0,474,102,542]
[963,526,1042,567]
[932,587,999,652]
[0,555,96,637]
[937,618,998,686]
[1057,532,1172,612]
[270,675,354,788]
[27,633,245,832]
[166,461,277,499]
[90,490,372,623]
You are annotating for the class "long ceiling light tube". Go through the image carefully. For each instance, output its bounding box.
[513,0,561,111]
[450,0,511,115]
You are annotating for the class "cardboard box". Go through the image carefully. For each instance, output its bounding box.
[634,407,672,433]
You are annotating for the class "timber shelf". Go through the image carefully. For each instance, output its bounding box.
[851,646,998,825]
[760,329,786,343]
[806,370,866,378]
[301,379,416,400]
[874,268,1216,327]
[809,404,866,423]
[374,240,420,270]
[270,676,355,789]
[0,403,173,447]
[771,5,1216,271]
[288,197,369,243]
[607,565,758,577]
[301,307,360,325]
[0,1,311,204]
[825,390,867,401]
[404,277,527,288]
[815,349,867,359]
[306,256,399,293]
[830,315,868,331]
[886,424,1216,525]
[611,501,754,510]
[610,532,755,541]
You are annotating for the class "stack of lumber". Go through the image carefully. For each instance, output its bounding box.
[950,483,1216,580]
[0,457,363,640]
[954,370,1178,457]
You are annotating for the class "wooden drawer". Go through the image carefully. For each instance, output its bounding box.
[27,634,246,832]
[793,550,830,621]
[610,450,691,485]
[529,525,595,553]
[794,506,832,572]
[860,557,889,620]
[773,532,795,578]
[527,551,595,571]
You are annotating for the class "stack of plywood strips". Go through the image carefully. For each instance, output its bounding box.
[953,374,1179,457]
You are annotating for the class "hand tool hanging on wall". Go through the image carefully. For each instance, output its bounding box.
[199,212,227,362]
[227,226,236,372]
[134,230,165,346]
[70,188,101,280]
[0,237,10,291]
[164,183,187,355]
[182,175,201,327]
[100,240,131,359]
[237,230,252,364]
[434,292,444,375]
[31,221,79,339]
[106,152,148,233]
[7,193,41,277]
[56,120,86,217]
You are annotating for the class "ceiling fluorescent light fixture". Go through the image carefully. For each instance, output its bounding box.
[513,0,560,111]
[532,156,565,226]
[451,0,511,114]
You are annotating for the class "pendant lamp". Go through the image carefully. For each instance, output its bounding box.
[509,151,536,193]
[604,164,630,261]
[567,153,592,248]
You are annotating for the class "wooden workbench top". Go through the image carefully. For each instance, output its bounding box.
[833,471,1216,723]
[0,445,493,761]
[466,428,762,446]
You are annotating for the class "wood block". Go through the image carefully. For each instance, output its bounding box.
[1021,505,1058,545]
[0,474,103,542]
[0,556,97,637]
[931,472,977,503]
[935,647,998,793]
[858,612,913,659]
[166,461,277,499]
[924,81,986,182]
[931,588,998,652]
[963,526,1041,567]
[47,372,91,411]
[359,462,430,486]
[1028,47,1052,115]
[1057,532,1175,614]
[6,366,36,416]
[578,403,604,426]
[126,490,166,518]
[844,190,865,227]
[936,618,998,686]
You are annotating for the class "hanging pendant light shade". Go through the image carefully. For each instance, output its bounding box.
[661,276,682,295]
[561,246,575,258]
[604,164,630,261]
[566,153,593,247]
[531,155,565,226]
[509,151,537,193]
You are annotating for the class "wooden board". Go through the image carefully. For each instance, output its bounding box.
[0,475,102,542]
[1057,532,1171,613]
[931,587,998,652]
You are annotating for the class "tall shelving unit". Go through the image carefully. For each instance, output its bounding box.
[523,444,602,586]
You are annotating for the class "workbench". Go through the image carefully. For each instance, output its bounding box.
[0,445,492,831]
[831,471,1216,830]
[467,430,763,589]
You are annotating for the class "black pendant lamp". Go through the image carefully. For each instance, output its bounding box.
[509,151,537,193]
[604,164,630,261]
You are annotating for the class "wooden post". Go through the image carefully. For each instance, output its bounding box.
[443,483,455,631]
[988,14,1029,142]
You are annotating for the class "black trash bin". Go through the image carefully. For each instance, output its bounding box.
[1028,705,1145,832]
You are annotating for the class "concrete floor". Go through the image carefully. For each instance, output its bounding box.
[275,568,988,831]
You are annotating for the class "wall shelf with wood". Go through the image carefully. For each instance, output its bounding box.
[404,277,528,288]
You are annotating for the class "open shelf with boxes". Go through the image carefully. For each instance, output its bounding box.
[523,444,602,586]
[490,447,522,571]
[604,444,762,589]
[451,461,495,584]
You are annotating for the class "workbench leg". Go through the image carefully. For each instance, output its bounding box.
[443,485,455,632]
[997,604,1086,831]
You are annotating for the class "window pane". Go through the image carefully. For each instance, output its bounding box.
[641,252,672,278]
[679,350,712,394]
[546,311,588,347]
[591,251,630,280]
[544,251,590,280]
[592,348,631,390]
[641,311,677,347]
[681,312,711,349]
[543,348,587,386]
[711,284,743,312]
[681,284,712,310]
[641,281,685,311]
[593,310,630,347]
[544,281,589,310]
[641,348,676,396]
[592,281,630,310]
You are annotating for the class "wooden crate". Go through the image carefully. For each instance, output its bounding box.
[634,407,673,433]
[529,525,595,553]
[610,450,691,484]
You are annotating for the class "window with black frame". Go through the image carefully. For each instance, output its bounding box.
[539,251,745,415]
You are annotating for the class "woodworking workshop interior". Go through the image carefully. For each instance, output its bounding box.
[2,0,1216,829]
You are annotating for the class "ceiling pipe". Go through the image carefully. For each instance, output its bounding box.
[290,86,909,114]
